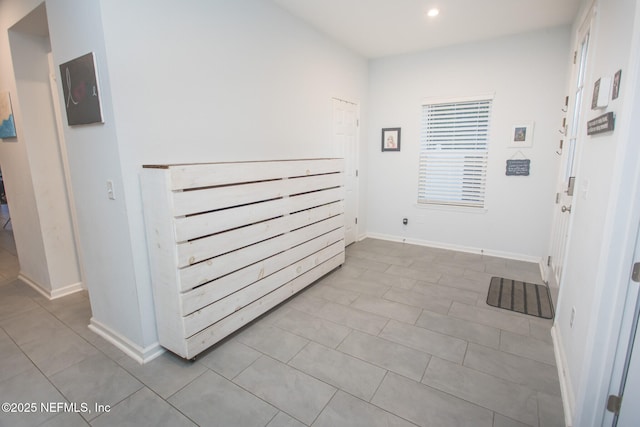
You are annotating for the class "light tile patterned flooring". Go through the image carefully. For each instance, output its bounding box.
[0,235,565,426]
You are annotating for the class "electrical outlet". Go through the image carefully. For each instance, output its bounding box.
[570,306,576,327]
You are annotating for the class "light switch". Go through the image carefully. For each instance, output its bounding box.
[106,180,115,200]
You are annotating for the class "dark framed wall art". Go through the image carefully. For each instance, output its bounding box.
[382,127,401,152]
[612,69,622,100]
[59,52,104,126]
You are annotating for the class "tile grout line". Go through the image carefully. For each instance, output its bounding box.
[1,294,143,425]
[232,353,331,427]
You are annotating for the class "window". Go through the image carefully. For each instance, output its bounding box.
[418,97,492,208]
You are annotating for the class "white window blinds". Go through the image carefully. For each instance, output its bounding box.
[418,98,492,208]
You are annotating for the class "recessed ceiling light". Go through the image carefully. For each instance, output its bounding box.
[427,8,439,17]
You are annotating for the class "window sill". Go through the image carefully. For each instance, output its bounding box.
[414,203,488,214]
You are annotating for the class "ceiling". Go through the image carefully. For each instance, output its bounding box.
[272,0,582,58]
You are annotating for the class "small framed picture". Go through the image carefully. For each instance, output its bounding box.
[381,127,401,152]
[509,123,534,148]
[591,78,601,109]
[612,69,622,100]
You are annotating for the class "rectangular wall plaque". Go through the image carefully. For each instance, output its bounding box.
[587,112,615,135]
[506,159,530,176]
[59,52,104,126]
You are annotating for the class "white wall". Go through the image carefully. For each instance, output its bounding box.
[366,27,571,261]
[24,0,150,355]
[552,0,640,424]
[95,0,368,351]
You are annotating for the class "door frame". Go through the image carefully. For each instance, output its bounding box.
[571,2,640,424]
[47,52,86,291]
[545,5,594,299]
[608,222,640,426]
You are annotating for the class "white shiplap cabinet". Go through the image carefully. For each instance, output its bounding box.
[140,159,345,359]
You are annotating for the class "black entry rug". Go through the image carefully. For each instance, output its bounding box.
[487,277,554,319]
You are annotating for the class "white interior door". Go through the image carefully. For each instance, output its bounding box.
[332,98,359,246]
[547,18,591,295]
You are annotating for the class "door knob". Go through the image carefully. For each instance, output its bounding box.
[561,205,572,213]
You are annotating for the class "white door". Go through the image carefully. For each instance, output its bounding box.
[546,15,592,294]
[609,225,640,426]
[332,98,359,246]
[617,341,640,426]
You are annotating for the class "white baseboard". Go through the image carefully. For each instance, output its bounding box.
[18,272,83,300]
[50,281,84,299]
[551,324,574,427]
[363,232,541,263]
[89,317,165,365]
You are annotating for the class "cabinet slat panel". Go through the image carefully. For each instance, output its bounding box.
[180,227,344,313]
[171,172,343,217]
[139,171,188,357]
[183,241,343,336]
[176,201,344,268]
[168,158,344,190]
[179,215,344,292]
[174,186,343,242]
[185,253,345,358]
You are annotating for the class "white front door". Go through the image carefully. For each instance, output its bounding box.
[608,224,640,426]
[546,14,592,298]
[332,98,359,246]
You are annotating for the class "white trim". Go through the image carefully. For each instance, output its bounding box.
[577,1,597,37]
[421,92,495,106]
[47,53,86,291]
[551,324,575,427]
[413,202,488,215]
[88,317,165,364]
[18,272,83,300]
[17,273,50,299]
[49,281,83,299]
[364,232,541,264]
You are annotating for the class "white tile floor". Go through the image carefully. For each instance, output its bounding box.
[0,231,565,426]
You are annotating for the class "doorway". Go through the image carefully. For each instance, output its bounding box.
[5,3,83,297]
[546,9,593,305]
[332,97,359,246]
